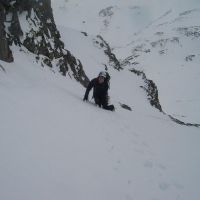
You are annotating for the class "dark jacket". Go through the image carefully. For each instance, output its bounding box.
[84,78,109,100]
[83,77,115,111]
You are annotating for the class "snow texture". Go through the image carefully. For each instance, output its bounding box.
[1,0,200,200]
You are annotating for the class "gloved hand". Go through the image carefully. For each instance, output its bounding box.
[83,95,88,101]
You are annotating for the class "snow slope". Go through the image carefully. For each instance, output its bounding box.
[0,46,200,200]
[52,0,200,123]
[52,0,200,47]
[115,8,200,123]
[1,0,200,200]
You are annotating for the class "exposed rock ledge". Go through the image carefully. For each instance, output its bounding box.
[0,0,89,87]
[130,68,200,128]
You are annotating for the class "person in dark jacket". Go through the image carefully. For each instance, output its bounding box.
[83,71,115,111]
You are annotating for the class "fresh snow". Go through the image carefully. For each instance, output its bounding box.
[52,0,200,123]
[1,45,200,200]
[1,1,200,200]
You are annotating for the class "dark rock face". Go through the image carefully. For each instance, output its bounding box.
[130,68,163,112]
[20,0,64,59]
[119,103,132,111]
[0,2,13,62]
[95,35,122,71]
[0,0,89,87]
[168,115,200,128]
[130,67,200,127]
[99,6,114,17]
[176,26,200,38]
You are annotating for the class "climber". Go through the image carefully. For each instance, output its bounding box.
[83,71,115,111]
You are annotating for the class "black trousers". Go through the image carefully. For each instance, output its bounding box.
[94,95,108,108]
[94,95,114,111]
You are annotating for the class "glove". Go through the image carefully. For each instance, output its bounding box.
[83,95,88,101]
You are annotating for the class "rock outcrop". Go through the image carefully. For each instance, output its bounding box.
[130,67,200,127]
[0,0,89,87]
[0,1,13,62]
[94,35,122,71]
[130,68,163,112]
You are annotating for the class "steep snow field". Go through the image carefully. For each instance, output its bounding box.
[114,8,200,123]
[0,47,200,200]
[1,0,200,200]
[52,0,200,46]
[52,0,200,123]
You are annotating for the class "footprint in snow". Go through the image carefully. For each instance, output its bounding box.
[173,182,184,190]
[159,182,170,190]
[144,160,153,168]
[158,163,167,170]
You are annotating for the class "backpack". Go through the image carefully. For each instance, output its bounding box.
[105,72,111,88]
